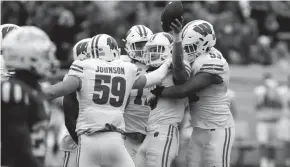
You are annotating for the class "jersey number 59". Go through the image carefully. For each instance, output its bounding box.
[92,74,126,107]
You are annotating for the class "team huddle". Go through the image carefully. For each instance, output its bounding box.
[1,16,235,167]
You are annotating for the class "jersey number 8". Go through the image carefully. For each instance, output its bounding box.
[93,74,126,107]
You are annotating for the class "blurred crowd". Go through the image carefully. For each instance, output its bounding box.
[2,1,290,68]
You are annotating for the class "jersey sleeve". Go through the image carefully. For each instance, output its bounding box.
[193,52,227,76]
[183,60,192,77]
[67,60,84,79]
[124,62,138,78]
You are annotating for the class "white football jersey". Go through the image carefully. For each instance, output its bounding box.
[67,58,138,135]
[147,61,191,127]
[189,47,235,129]
[122,55,151,134]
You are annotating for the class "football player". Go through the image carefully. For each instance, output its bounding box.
[43,34,172,167]
[60,38,91,167]
[121,25,153,161]
[0,24,19,80]
[135,32,191,167]
[254,74,282,167]
[1,26,59,167]
[151,20,235,167]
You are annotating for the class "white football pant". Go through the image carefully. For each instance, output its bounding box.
[77,132,135,167]
[187,127,235,167]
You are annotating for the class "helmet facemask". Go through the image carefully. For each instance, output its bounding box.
[143,44,171,68]
[183,43,198,63]
[124,25,153,63]
[125,40,147,63]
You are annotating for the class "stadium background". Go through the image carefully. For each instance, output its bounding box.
[1,1,290,167]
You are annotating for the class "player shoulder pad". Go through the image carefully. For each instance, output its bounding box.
[122,61,138,76]
[67,60,85,79]
[192,49,228,75]
[120,55,132,62]
[69,60,84,73]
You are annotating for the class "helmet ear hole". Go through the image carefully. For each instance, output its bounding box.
[206,47,210,52]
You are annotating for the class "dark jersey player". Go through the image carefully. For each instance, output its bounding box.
[1,26,59,167]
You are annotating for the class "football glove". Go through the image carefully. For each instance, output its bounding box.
[188,94,200,102]
[150,85,165,97]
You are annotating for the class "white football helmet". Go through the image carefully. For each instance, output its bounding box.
[0,24,20,77]
[124,25,153,62]
[87,34,120,62]
[181,20,216,62]
[2,26,59,78]
[0,24,20,43]
[143,32,174,67]
[72,38,91,61]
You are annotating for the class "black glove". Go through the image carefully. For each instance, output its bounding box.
[188,94,200,102]
[146,94,159,110]
[150,85,165,97]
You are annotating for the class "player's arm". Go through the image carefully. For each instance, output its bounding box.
[132,58,172,89]
[44,76,80,100]
[44,60,83,100]
[161,72,222,99]
[170,17,191,85]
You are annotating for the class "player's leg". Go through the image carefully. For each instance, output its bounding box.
[172,125,192,167]
[59,133,78,167]
[135,136,149,167]
[256,121,270,167]
[202,127,235,167]
[62,150,77,167]
[186,128,204,167]
[123,133,144,161]
[101,132,135,167]
[78,132,135,167]
[143,125,179,167]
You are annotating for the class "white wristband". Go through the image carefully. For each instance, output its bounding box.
[144,63,170,88]
[173,33,182,43]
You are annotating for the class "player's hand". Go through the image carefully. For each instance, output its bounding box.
[188,94,200,102]
[170,16,184,34]
[146,93,158,110]
[150,85,165,97]
[163,58,172,68]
